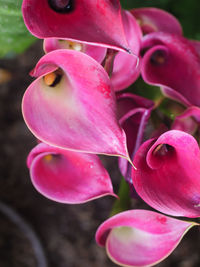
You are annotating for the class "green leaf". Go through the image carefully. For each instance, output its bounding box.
[0,0,35,58]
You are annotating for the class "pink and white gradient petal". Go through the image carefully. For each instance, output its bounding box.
[22,50,129,158]
[96,210,195,267]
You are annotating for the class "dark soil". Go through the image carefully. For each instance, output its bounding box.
[0,41,200,267]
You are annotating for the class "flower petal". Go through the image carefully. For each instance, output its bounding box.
[22,50,129,158]
[22,0,130,52]
[141,32,200,106]
[96,209,195,267]
[111,11,142,91]
[172,106,200,134]
[131,7,182,35]
[132,130,200,217]
[43,38,107,63]
[117,93,153,184]
[28,142,116,203]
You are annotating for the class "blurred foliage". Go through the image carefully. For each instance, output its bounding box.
[120,0,200,40]
[0,0,35,58]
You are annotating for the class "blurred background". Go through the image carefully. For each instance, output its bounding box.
[0,0,200,266]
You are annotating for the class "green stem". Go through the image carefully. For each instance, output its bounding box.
[110,178,131,217]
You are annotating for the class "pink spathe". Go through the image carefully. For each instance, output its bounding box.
[132,130,200,217]
[131,7,182,35]
[43,38,107,63]
[22,50,129,158]
[28,142,116,203]
[141,32,200,107]
[111,10,142,91]
[96,209,195,267]
[22,0,131,52]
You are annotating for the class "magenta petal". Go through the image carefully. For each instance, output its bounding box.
[141,32,200,106]
[96,209,195,267]
[43,38,107,63]
[172,106,200,134]
[117,93,154,183]
[22,0,130,52]
[22,50,129,158]
[131,8,182,35]
[132,130,200,217]
[111,11,142,91]
[28,143,116,203]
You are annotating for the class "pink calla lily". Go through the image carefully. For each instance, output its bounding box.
[131,7,182,35]
[27,142,116,203]
[117,93,154,184]
[132,130,200,217]
[22,49,129,158]
[141,32,200,107]
[111,11,142,91]
[96,209,196,267]
[22,0,131,53]
[172,106,200,135]
[43,38,107,63]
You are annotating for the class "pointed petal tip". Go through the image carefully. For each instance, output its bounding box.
[96,209,195,267]
[22,49,128,157]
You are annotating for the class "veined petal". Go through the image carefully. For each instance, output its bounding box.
[111,11,142,91]
[22,0,130,52]
[141,32,200,106]
[22,50,129,158]
[28,142,116,203]
[131,8,182,35]
[43,38,107,63]
[96,209,195,267]
[132,130,200,217]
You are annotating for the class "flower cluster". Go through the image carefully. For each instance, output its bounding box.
[22,1,200,266]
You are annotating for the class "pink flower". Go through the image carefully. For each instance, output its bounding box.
[43,38,107,63]
[96,131,200,266]
[172,106,200,135]
[22,0,131,52]
[22,49,129,159]
[141,32,200,106]
[132,130,200,218]
[27,142,116,203]
[96,209,197,267]
[117,93,154,184]
[111,10,142,91]
[131,7,182,35]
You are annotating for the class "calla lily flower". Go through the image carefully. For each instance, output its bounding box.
[131,7,182,35]
[141,32,200,107]
[22,49,129,159]
[132,130,200,218]
[27,142,116,203]
[111,11,142,91]
[117,93,154,184]
[172,106,200,135]
[43,38,107,63]
[96,209,196,267]
[22,0,131,53]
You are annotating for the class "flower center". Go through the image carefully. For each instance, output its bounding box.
[153,144,173,157]
[58,40,83,51]
[43,69,63,87]
[43,154,53,162]
[48,0,74,13]
[150,50,167,65]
